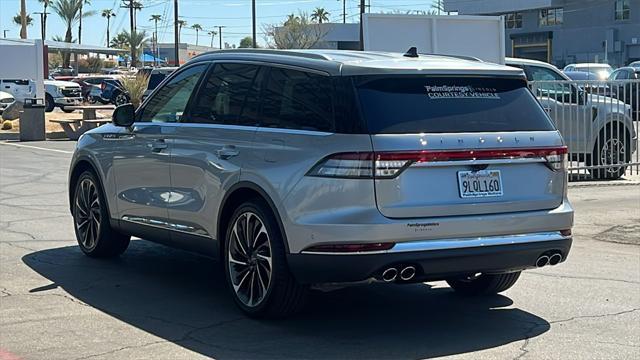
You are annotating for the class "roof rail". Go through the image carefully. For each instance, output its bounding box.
[196,48,332,61]
[420,52,483,62]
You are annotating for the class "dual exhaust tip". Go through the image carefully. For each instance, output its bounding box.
[381,265,416,282]
[536,252,563,268]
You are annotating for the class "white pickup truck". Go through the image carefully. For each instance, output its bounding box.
[0,78,83,112]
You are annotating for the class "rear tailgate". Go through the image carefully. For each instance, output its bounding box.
[370,133,565,218]
[356,75,566,218]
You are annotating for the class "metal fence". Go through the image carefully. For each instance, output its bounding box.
[529,79,639,181]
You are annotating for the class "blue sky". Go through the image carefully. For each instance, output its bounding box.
[0,0,440,48]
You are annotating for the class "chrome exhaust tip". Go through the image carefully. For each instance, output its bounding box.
[549,253,562,266]
[399,266,416,281]
[535,255,550,268]
[381,268,398,282]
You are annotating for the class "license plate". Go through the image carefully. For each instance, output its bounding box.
[458,170,503,198]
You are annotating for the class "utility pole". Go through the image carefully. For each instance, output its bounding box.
[121,1,136,66]
[174,0,179,65]
[218,26,226,49]
[359,0,365,50]
[342,0,346,23]
[251,0,257,48]
[34,12,49,40]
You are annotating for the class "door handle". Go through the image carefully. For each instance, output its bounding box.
[216,145,239,159]
[148,138,168,152]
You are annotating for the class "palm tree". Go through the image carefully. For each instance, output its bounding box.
[110,32,127,49]
[122,30,148,68]
[284,13,299,26]
[102,9,115,47]
[177,19,187,42]
[38,0,52,41]
[77,0,95,44]
[19,0,27,38]
[51,0,84,67]
[13,13,34,27]
[207,30,217,48]
[191,24,203,46]
[311,7,330,24]
[150,14,161,63]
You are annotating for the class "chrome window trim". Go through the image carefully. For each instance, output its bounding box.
[300,231,570,255]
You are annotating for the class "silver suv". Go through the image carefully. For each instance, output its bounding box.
[69,49,574,318]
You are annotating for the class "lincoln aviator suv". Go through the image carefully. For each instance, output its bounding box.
[68,49,574,318]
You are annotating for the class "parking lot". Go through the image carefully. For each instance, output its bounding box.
[0,140,638,360]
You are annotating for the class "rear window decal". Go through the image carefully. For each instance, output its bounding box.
[424,85,500,100]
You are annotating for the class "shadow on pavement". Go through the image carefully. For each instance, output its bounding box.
[23,240,550,359]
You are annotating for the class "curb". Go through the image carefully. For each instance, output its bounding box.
[0,131,68,141]
[568,180,640,188]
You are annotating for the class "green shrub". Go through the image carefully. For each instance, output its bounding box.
[1,120,13,130]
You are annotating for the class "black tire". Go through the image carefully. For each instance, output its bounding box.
[113,92,129,106]
[72,170,130,258]
[224,199,307,318]
[447,271,521,296]
[590,125,630,180]
[61,107,75,113]
[44,94,55,112]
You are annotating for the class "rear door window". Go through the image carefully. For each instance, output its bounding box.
[356,76,555,134]
[260,67,335,132]
[187,63,260,125]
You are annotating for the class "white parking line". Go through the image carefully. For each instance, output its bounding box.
[0,141,73,154]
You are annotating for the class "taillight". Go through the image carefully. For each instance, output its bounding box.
[307,152,373,178]
[307,146,569,179]
[543,147,568,171]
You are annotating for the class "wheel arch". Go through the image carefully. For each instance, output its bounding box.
[591,113,633,153]
[68,156,112,217]
[217,181,290,257]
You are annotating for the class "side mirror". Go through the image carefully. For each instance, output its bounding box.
[112,103,135,127]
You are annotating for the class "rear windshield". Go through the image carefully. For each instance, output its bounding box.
[355,76,555,134]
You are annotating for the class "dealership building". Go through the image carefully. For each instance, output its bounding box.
[444,0,640,67]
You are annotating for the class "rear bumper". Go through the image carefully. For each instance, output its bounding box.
[287,232,572,284]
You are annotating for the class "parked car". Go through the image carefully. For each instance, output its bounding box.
[563,63,614,80]
[44,79,83,112]
[0,91,15,114]
[69,49,574,318]
[628,61,640,69]
[143,67,177,99]
[608,67,639,117]
[563,70,612,96]
[0,79,35,102]
[72,76,116,103]
[100,78,129,106]
[1,78,83,112]
[507,57,636,179]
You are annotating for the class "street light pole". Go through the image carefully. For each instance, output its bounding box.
[218,26,226,49]
[359,0,365,50]
[34,12,48,40]
[174,0,179,65]
[251,0,257,48]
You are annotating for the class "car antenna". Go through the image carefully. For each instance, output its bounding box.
[404,47,419,58]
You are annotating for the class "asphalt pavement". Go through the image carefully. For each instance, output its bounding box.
[0,140,639,360]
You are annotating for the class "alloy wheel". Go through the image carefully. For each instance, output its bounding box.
[115,94,128,106]
[227,212,273,308]
[600,138,626,174]
[74,178,101,251]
